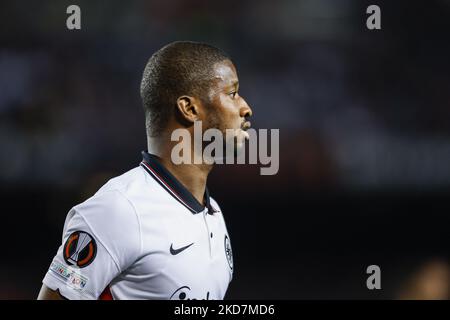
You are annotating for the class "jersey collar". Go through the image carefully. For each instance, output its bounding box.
[140,151,218,215]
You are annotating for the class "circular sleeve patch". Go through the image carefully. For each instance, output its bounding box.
[63,231,97,268]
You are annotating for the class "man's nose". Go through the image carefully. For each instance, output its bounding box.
[239,98,253,119]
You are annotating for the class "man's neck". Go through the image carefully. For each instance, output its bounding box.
[147,136,213,206]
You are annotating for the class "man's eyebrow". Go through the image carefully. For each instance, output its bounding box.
[224,81,239,92]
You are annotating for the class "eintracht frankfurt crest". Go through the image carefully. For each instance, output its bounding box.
[63,231,97,268]
[224,235,233,271]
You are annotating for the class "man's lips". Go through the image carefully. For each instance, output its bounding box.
[241,121,251,140]
[242,121,251,131]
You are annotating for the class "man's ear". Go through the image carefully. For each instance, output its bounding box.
[176,96,200,124]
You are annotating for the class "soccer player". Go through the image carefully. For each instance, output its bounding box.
[37,41,253,300]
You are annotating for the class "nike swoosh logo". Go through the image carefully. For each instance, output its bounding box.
[170,242,194,255]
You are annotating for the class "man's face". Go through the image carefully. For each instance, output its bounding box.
[202,59,253,155]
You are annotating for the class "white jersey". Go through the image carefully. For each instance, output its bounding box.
[42,152,233,300]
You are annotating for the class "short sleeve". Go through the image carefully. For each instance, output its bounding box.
[42,190,141,300]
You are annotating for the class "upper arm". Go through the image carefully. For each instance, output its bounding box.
[41,190,141,300]
[37,284,66,300]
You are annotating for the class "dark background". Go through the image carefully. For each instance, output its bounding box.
[0,0,449,299]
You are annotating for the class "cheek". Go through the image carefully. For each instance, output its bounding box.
[217,97,241,125]
[206,95,241,131]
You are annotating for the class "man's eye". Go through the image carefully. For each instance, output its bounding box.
[229,91,237,98]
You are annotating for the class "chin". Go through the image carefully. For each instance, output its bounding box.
[219,134,242,160]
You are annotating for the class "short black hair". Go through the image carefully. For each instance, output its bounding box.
[140,41,230,137]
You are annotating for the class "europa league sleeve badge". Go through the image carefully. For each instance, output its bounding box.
[63,231,97,268]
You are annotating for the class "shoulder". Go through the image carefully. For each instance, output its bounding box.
[78,165,160,219]
[67,167,146,256]
[73,189,137,229]
[95,166,148,200]
[98,165,176,205]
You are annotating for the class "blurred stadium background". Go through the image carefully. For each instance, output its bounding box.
[0,0,449,299]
